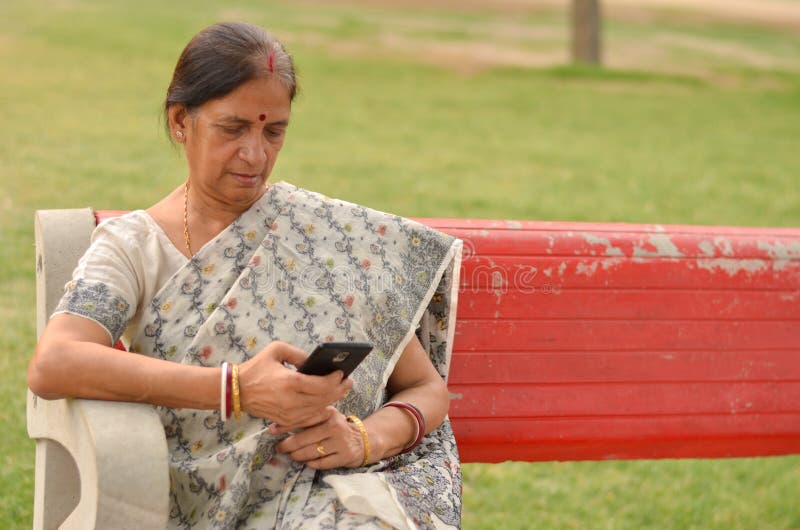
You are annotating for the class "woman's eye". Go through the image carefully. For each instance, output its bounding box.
[222,127,243,136]
[265,129,284,139]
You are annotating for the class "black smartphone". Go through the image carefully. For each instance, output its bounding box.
[297,342,373,377]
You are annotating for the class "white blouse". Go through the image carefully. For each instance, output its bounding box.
[55,210,187,346]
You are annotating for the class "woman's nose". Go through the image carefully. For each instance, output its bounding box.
[238,135,268,167]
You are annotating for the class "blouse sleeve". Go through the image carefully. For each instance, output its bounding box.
[52,217,142,345]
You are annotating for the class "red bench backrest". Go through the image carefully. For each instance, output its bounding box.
[423,218,800,462]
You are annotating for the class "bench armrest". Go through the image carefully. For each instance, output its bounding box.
[27,392,169,529]
[28,208,169,529]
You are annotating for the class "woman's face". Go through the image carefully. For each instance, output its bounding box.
[172,75,292,210]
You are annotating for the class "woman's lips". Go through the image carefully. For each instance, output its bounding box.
[231,172,260,186]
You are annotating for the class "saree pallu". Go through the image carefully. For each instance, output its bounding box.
[125,182,462,529]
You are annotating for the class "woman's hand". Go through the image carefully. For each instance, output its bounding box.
[237,341,353,428]
[274,406,366,470]
[273,334,451,470]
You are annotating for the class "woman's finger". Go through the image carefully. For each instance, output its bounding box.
[270,406,335,436]
[266,341,309,368]
[305,452,344,470]
[272,379,351,420]
[281,436,357,470]
[305,437,361,470]
[294,371,353,397]
[287,437,337,463]
[275,408,339,447]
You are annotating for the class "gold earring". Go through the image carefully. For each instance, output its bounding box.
[176,131,184,139]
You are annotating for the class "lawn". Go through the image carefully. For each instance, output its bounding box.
[1,0,799,528]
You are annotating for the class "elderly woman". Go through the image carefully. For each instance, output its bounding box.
[28,22,463,530]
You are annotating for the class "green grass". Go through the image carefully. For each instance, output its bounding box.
[463,458,800,529]
[2,0,800,528]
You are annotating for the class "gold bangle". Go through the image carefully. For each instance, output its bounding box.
[347,415,370,466]
[232,364,241,420]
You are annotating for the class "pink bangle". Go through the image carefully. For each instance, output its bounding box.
[224,363,233,420]
[383,401,426,453]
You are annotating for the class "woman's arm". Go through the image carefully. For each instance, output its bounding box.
[28,313,221,407]
[28,313,351,426]
[364,334,450,460]
[275,334,450,468]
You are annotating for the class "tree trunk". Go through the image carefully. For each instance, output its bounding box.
[572,0,602,65]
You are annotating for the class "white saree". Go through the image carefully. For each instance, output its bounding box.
[55,181,463,529]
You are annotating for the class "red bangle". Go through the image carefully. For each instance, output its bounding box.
[225,363,233,419]
[383,401,426,453]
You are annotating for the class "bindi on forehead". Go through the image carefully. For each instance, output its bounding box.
[258,114,266,122]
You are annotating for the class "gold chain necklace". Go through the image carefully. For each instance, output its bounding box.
[183,180,271,258]
[183,181,192,257]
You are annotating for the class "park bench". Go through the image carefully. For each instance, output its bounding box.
[28,208,800,529]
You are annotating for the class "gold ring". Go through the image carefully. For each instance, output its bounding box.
[316,444,327,457]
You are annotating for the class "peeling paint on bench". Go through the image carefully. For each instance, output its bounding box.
[418,217,800,462]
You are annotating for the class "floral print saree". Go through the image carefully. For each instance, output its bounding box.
[56,182,463,529]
